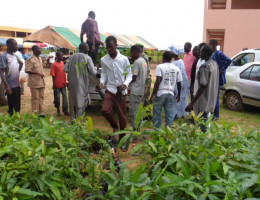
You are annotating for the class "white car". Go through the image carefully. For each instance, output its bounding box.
[222,61,260,111]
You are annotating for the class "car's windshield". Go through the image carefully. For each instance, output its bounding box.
[230,53,255,67]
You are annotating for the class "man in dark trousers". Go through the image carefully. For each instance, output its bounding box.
[0,39,23,115]
[186,45,219,132]
[209,39,231,121]
[80,11,104,66]
[100,36,132,151]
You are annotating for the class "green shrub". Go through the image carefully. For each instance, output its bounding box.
[0,113,111,199]
[103,113,260,199]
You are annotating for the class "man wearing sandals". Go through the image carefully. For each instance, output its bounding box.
[100,36,132,151]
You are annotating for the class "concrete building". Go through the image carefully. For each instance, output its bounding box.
[203,0,260,57]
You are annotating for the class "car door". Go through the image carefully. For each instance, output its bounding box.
[238,64,260,107]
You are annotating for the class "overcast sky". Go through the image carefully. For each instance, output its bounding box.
[0,0,205,50]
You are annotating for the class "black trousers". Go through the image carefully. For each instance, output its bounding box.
[7,86,21,115]
[87,41,100,66]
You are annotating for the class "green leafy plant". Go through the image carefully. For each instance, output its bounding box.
[97,46,108,65]
[0,113,112,199]
[109,109,260,199]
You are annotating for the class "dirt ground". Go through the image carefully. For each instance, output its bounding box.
[0,63,259,169]
[0,64,158,169]
[0,64,157,129]
[0,62,258,132]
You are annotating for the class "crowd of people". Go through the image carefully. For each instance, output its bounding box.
[0,10,232,151]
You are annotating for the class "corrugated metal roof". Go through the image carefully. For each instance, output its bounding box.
[22,25,157,50]
[110,34,131,46]
[102,33,126,47]
[54,27,81,48]
[127,35,157,50]
[118,35,136,45]
[136,36,158,50]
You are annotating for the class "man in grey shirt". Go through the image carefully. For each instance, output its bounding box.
[185,44,219,132]
[129,45,147,130]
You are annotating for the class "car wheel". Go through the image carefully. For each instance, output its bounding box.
[0,81,8,106]
[226,91,243,111]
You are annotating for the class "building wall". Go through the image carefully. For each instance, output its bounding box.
[203,0,260,57]
[0,30,15,37]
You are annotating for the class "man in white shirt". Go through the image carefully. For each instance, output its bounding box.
[48,48,55,68]
[100,36,132,142]
[150,51,182,128]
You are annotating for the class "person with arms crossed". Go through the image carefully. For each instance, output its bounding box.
[50,51,69,116]
[25,45,45,117]
[185,45,219,132]
[64,43,97,120]
[0,38,23,115]
[129,45,147,131]
[209,39,232,121]
[80,11,104,66]
[100,36,132,149]
[150,51,182,128]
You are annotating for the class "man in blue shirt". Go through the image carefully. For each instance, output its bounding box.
[209,39,232,120]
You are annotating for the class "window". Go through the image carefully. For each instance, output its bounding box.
[230,53,255,66]
[240,65,260,82]
[208,0,227,9]
[240,66,252,79]
[250,65,260,82]
[231,0,260,9]
[16,32,26,38]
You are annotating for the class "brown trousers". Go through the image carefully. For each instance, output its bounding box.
[30,87,45,114]
[101,90,127,139]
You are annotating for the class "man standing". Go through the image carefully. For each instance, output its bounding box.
[136,43,151,107]
[209,39,232,120]
[190,43,207,99]
[0,39,23,115]
[50,51,69,116]
[80,11,104,66]
[129,45,147,130]
[100,36,132,142]
[64,43,97,120]
[150,51,182,128]
[48,48,55,68]
[25,45,45,117]
[183,42,196,80]
[185,45,219,132]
